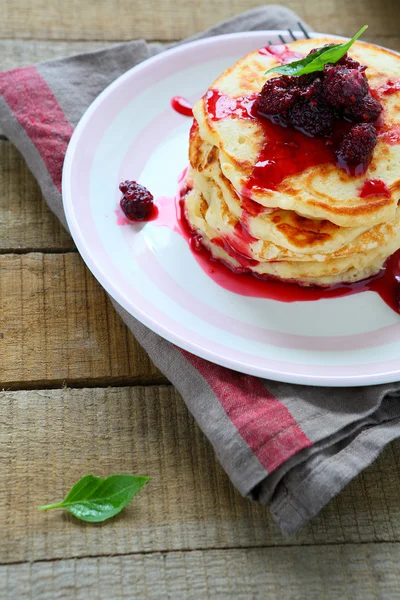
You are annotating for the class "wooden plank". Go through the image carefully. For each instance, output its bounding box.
[0,254,164,387]
[1,544,400,599]
[3,386,400,565]
[0,142,74,251]
[0,0,398,45]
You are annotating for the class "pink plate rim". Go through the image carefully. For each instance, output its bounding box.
[62,30,400,387]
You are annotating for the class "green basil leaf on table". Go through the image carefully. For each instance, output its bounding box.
[39,474,150,522]
[265,25,368,77]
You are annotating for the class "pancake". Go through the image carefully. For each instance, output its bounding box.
[192,37,400,228]
[185,186,400,286]
[189,126,373,259]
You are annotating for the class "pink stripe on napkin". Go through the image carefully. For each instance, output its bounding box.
[182,351,312,473]
[0,66,73,192]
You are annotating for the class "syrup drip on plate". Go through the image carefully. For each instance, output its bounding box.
[171,96,193,117]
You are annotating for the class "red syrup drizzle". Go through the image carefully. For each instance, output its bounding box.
[204,90,363,190]
[171,96,193,117]
[359,179,390,198]
[241,195,269,216]
[378,124,400,145]
[378,78,400,96]
[210,221,259,269]
[177,188,400,314]
[258,44,303,63]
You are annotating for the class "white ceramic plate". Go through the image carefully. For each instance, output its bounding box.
[63,30,400,387]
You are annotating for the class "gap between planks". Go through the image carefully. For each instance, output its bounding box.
[3,539,400,567]
[1,378,170,391]
[0,248,77,255]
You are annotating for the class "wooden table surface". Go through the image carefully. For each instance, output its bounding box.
[1,1,400,598]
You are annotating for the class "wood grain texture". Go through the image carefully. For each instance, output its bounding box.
[0,0,399,46]
[0,142,74,251]
[3,387,400,565]
[1,545,400,600]
[0,254,164,387]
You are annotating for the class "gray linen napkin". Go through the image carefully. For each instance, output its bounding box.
[1,5,400,534]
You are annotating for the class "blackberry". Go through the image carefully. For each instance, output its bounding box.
[119,180,154,221]
[290,94,335,137]
[336,123,377,165]
[338,52,362,69]
[324,65,368,108]
[343,92,383,123]
[255,76,299,116]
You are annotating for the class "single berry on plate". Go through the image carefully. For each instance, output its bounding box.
[323,65,368,108]
[336,123,377,165]
[119,180,154,221]
[343,92,383,123]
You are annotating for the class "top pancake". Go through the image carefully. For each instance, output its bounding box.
[192,37,400,228]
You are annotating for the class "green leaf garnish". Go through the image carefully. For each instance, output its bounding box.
[265,25,368,77]
[39,474,149,522]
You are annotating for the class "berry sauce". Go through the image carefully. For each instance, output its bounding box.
[378,78,400,95]
[205,90,336,192]
[171,96,193,117]
[177,189,400,314]
[359,179,390,198]
[206,90,256,120]
[241,195,269,216]
[258,44,303,63]
[378,124,400,145]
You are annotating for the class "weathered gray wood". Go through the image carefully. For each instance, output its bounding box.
[2,387,400,566]
[1,544,400,599]
[0,142,74,251]
[0,254,165,387]
[1,0,399,47]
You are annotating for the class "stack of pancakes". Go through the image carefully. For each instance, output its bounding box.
[184,37,400,286]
